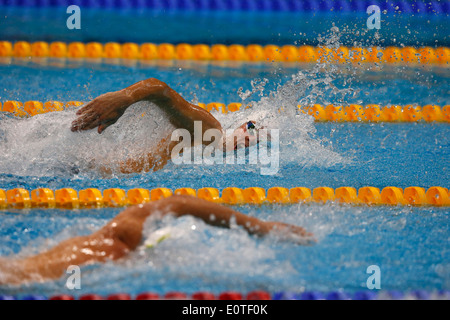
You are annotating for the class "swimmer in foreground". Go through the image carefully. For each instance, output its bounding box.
[0,195,314,285]
[71,78,261,173]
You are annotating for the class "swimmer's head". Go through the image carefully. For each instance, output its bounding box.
[223,120,260,152]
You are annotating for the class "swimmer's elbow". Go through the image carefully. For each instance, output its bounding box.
[155,195,196,217]
[146,77,166,86]
[122,78,170,103]
[144,78,169,94]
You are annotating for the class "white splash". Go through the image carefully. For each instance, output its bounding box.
[0,101,177,177]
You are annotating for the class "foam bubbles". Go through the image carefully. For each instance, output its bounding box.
[0,101,176,177]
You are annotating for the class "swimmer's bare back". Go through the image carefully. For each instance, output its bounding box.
[70,78,222,173]
[0,195,314,285]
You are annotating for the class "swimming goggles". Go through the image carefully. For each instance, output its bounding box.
[246,121,257,135]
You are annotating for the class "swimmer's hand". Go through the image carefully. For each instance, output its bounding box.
[265,221,316,245]
[71,90,132,134]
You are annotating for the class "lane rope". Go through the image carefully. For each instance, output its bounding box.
[1,100,449,122]
[0,0,448,15]
[1,186,449,209]
[1,41,449,65]
[4,289,448,300]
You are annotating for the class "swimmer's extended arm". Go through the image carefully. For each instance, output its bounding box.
[98,195,314,252]
[161,195,314,240]
[0,195,313,285]
[71,78,222,135]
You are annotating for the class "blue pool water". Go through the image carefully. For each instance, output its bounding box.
[0,59,448,297]
[0,61,448,190]
[0,203,448,297]
[0,5,449,298]
[0,6,449,46]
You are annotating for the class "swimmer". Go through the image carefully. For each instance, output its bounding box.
[70,78,261,173]
[0,195,314,285]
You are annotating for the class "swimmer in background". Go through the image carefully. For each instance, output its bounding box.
[70,78,262,174]
[0,195,314,285]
